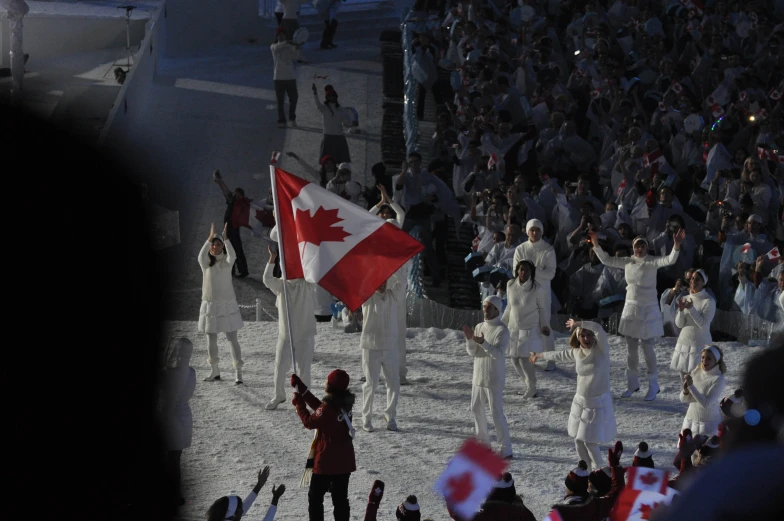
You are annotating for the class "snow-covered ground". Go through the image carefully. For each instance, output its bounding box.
[164,320,758,521]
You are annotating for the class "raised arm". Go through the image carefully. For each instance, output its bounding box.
[286,152,321,183]
[223,230,236,266]
[213,170,233,203]
[198,240,212,271]
[649,229,683,268]
[592,241,632,269]
[263,247,283,295]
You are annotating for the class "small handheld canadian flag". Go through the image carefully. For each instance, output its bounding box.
[434,438,508,520]
[767,246,781,260]
[487,153,499,170]
[617,178,627,196]
[671,81,683,94]
[769,87,782,101]
[270,151,281,164]
[711,104,725,118]
[609,467,678,521]
[740,243,752,254]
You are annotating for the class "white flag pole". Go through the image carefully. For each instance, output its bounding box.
[270,165,298,375]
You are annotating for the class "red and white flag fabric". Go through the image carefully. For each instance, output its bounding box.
[769,87,782,101]
[617,178,627,196]
[231,197,276,239]
[710,104,725,118]
[271,167,423,311]
[740,243,752,254]
[542,509,565,521]
[643,148,665,167]
[767,246,781,260]
[626,467,670,495]
[671,81,683,94]
[488,153,499,170]
[270,151,281,164]
[610,489,669,521]
[434,438,508,520]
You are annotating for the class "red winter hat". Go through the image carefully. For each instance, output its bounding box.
[327,369,350,391]
[325,84,338,96]
[320,154,335,165]
[564,461,590,496]
[632,441,655,468]
[275,26,286,38]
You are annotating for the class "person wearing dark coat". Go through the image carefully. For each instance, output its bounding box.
[291,370,356,521]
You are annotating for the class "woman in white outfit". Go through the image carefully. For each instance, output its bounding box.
[513,219,557,370]
[463,295,513,459]
[671,270,716,378]
[680,345,727,437]
[502,260,550,398]
[159,337,196,507]
[312,83,351,164]
[369,184,410,384]
[529,318,616,470]
[263,241,317,410]
[198,223,244,383]
[589,229,686,400]
[360,274,401,432]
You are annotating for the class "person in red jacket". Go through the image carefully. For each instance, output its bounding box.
[291,370,356,521]
[549,441,626,521]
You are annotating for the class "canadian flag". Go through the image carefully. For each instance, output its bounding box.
[617,178,627,196]
[671,81,683,94]
[231,197,276,239]
[740,243,752,254]
[711,104,725,118]
[769,87,782,101]
[756,108,768,120]
[626,467,670,495]
[767,247,781,260]
[434,438,508,520]
[542,510,565,521]
[591,88,602,100]
[488,153,499,170]
[271,167,423,311]
[610,489,670,521]
[270,151,281,164]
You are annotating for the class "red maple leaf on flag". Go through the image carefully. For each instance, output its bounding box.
[639,501,661,520]
[294,207,351,246]
[445,472,474,503]
[639,472,659,486]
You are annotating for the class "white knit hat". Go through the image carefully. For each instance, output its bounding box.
[526,218,543,233]
[338,162,352,171]
[483,295,503,314]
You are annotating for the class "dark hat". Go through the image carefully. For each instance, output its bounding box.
[327,369,349,391]
[565,461,590,496]
[487,472,516,502]
[325,84,338,96]
[396,495,421,521]
[589,467,612,496]
[632,442,655,468]
[371,162,387,176]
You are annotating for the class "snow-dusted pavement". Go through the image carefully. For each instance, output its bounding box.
[164,320,756,521]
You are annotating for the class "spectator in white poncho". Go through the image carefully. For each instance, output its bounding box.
[671,270,716,378]
[530,319,616,470]
[680,345,727,438]
[502,260,550,399]
[589,229,685,401]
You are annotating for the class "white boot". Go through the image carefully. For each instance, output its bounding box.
[235,367,243,385]
[204,365,220,381]
[644,380,660,401]
[265,397,285,410]
[622,374,640,398]
[518,386,537,398]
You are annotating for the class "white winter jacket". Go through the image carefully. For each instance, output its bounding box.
[671,290,716,373]
[263,262,317,341]
[360,274,400,351]
[198,240,238,303]
[680,365,725,426]
[502,279,549,357]
[541,321,611,398]
[466,315,509,388]
[271,41,300,81]
[513,239,557,287]
[593,244,679,305]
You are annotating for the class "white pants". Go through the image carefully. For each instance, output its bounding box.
[575,439,602,470]
[511,357,537,391]
[272,335,315,402]
[397,292,407,379]
[470,385,512,455]
[626,337,658,389]
[206,331,242,369]
[361,348,400,424]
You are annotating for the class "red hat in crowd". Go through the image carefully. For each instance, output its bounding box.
[325,84,338,97]
[327,369,350,391]
[275,26,286,38]
[320,154,335,165]
[564,461,590,496]
[632,442,655,468]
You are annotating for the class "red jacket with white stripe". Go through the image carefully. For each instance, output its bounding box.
[294,390,356,475]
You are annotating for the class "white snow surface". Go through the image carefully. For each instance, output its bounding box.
[164,320,758,521]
